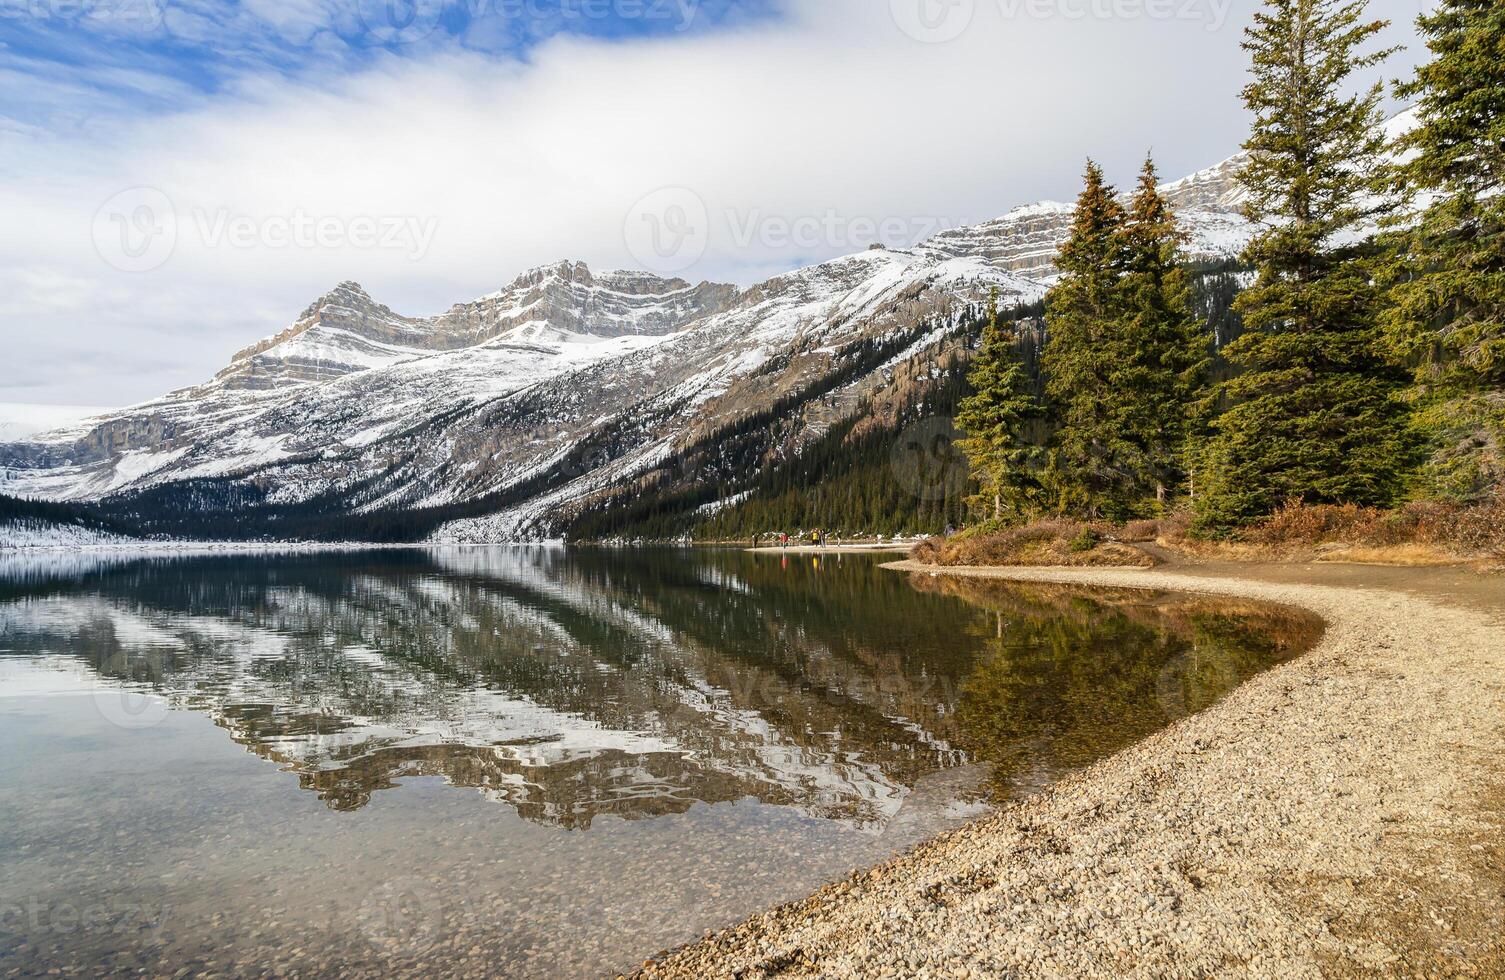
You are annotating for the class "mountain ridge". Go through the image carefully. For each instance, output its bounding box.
[1,142,1267,540]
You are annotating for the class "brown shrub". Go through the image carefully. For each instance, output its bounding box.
[910,519,1156,568]
[1156,510,1194,545]
[1241,497,1505,558]
[912,496,1503,568]
[909,537,946,565]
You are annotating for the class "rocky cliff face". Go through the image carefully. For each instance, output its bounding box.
[433,261,741,344]
[0,148,1256,539]
[920,153,1255,284]
[216,281,431,390]
[213,266,742,392]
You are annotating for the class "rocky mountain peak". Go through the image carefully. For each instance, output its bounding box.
[504,260,596,292]
[434,261,739,343]
[213,282,429,392]
[297,280,381,319]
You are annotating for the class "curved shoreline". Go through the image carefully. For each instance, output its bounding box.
[635,561,1505,978]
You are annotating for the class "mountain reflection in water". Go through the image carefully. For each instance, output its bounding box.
[0,548,1321,832]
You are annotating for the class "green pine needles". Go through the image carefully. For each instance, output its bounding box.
[1383,0,1505,500]
[1194,0,1414,531]
[960,159,1208,524]
[958,0,1505,535]
[956,290,1048,522]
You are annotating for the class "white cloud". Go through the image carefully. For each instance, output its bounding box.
[0,0,1424,406]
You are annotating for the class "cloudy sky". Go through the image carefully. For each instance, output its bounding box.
[1,0,1428,408]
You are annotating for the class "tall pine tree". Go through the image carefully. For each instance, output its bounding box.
[1117,156,1212,509]
[956,290,1046,522]
[1042,158,1208,518]
[1196,0,1412,531]
[1384,0,1505,500]
[1042,160,1136,518]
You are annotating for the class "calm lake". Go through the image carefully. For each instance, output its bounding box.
[0,547,1321,978]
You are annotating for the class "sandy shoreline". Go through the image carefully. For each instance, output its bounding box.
[634,560,1505,978]
[744,544,916,555]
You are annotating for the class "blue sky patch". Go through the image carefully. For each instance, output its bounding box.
[0,0,782,132]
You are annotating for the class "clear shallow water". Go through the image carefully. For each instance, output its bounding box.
[0,548,1321,978]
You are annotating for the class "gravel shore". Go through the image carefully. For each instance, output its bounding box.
[633,561,1505,978]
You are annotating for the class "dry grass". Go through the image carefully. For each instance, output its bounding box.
[911,496,1504,570]
[911,519,1159,568]
[1188,497,1505,566]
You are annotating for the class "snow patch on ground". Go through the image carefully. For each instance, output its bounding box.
[0,519,139,550]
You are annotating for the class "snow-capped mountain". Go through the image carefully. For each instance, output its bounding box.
[0,547,985,828]
[0,150,1258,541]
[215,264,740,391]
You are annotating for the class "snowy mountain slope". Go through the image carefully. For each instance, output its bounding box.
[214,282,434,390]
[917,152,1258,283]
[0,549,972,827]
[214,264,740,392]
[1,145,1263,540]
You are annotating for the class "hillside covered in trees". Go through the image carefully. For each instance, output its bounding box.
[671,0,1502,547]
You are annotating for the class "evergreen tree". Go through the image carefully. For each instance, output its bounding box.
[956,289,1046,522]
[1196,0,1412,531]
[1117,156,1212,509]
[1041,160,1136,518]
[1384,0,1505,499]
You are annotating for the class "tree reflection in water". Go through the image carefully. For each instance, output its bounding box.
[0,549,1321,830]
[909,575,1324,800]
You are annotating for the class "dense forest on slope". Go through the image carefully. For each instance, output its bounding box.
[937,0,1504,540]
[561,265,1251,543]
[0,492,144,540]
